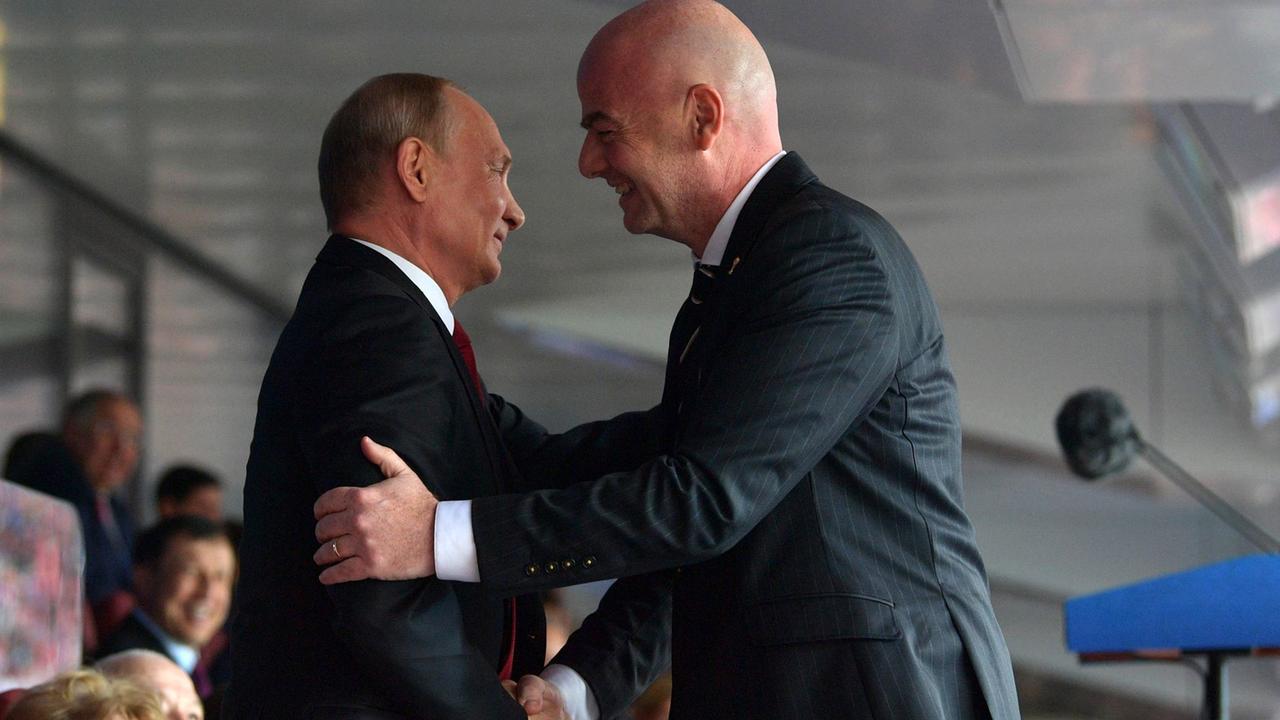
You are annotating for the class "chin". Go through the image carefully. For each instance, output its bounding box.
[621,214,651,235]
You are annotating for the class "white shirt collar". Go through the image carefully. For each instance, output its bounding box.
[698,150,787,267]
[350,238,455,335]
[132,609,200,673]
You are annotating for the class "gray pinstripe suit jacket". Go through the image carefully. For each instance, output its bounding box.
[480,153,1021,719]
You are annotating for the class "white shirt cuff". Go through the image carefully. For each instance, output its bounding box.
[434,499,479,582]
[541,664,600,720]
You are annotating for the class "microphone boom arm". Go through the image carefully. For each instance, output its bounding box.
[1135,440,1280,555]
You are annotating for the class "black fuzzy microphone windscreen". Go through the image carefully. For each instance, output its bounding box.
[1054,389,1142,480]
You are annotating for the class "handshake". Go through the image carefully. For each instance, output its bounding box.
[504,675,570,719]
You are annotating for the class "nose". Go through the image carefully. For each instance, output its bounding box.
[578,133,604,179]
[504,190,525,232]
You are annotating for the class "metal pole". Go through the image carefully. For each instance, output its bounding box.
[1137,444,1280,555]
[1204,653,1228,720]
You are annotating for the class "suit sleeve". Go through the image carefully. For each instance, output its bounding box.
[489,397,672,716]
[550,571,673,719]
[293,291,525,720]
[470,216,899,593]
[488,395,663,492]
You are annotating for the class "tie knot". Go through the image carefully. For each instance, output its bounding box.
[690,263,718,304]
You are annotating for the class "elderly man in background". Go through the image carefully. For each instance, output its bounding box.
[98,649,204,720]
[314,1,1022,718]
[5,389,142,632]
[98,516,235,704]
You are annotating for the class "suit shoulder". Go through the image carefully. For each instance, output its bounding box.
[282,261,444,346]
[97,615,165,659]
[294,260,419,317]
[767,181,901,248]
[262,260,449,398]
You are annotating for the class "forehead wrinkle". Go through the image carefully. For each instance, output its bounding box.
[580,110,618,129]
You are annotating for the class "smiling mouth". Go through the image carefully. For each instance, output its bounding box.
[188,605,212,624]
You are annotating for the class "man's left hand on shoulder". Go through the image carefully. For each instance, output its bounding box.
[313,436,438,583]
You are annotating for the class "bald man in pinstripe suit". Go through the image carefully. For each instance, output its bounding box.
[314,1,1020,718]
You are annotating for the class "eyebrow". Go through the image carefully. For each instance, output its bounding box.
[579,111,616,130]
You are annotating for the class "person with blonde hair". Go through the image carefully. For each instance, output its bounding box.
[97,650,203,720]
[6,668,163,720]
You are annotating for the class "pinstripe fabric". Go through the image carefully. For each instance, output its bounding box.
[473,154,1020,719]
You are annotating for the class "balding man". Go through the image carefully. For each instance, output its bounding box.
[315,2,1021,718]
[7,389,142,606]
[227,74,570,719]
[98,649,204,720]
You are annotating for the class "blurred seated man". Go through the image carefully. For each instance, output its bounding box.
[98,649,204,720]
[5,390,142,608]
[99,517,235,702]
[154,465,223,522]
[5,668,163,720]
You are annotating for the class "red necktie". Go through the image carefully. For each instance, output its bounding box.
[95,493,128,558]
[452,322,518,681]
[452,322,486,398]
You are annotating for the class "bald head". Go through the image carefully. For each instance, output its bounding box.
[98,650,203,720]
[580,0,778,145]
[575,0,782,252]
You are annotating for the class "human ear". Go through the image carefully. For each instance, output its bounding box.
[687,84,724,151]
[396,137,433,202]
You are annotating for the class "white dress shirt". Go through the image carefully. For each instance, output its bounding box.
[432,151,786,720]
[349,237,595,717]
[350,238,454,334]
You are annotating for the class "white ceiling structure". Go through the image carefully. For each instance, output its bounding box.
[3,0,1279,714]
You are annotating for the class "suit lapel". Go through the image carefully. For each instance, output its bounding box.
[662,153,820,441]
[316,236,513,491]
[719,152,818,275]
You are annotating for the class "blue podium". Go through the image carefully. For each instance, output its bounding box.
[1064,554,1280,720]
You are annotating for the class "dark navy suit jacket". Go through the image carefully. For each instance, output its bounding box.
[228,238,548,719]
[469,154,1021,719]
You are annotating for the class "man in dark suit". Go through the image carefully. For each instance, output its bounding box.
[6,391,141,607]
[98,516,235,704]
[226,74,571,719]
[314,2,1021,718]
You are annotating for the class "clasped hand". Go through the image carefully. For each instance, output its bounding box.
[313,436,439,583]
[505,675,570,720]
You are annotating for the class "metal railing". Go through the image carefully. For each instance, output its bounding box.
[0,129,290,322]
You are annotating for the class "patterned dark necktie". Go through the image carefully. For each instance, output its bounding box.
[451,321,517,680]
[675,262,718,366]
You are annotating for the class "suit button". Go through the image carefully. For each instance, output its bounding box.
[524,563,540,577]
[562,558,576,570]
[582,556,596,569]
[545,561,560,573]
